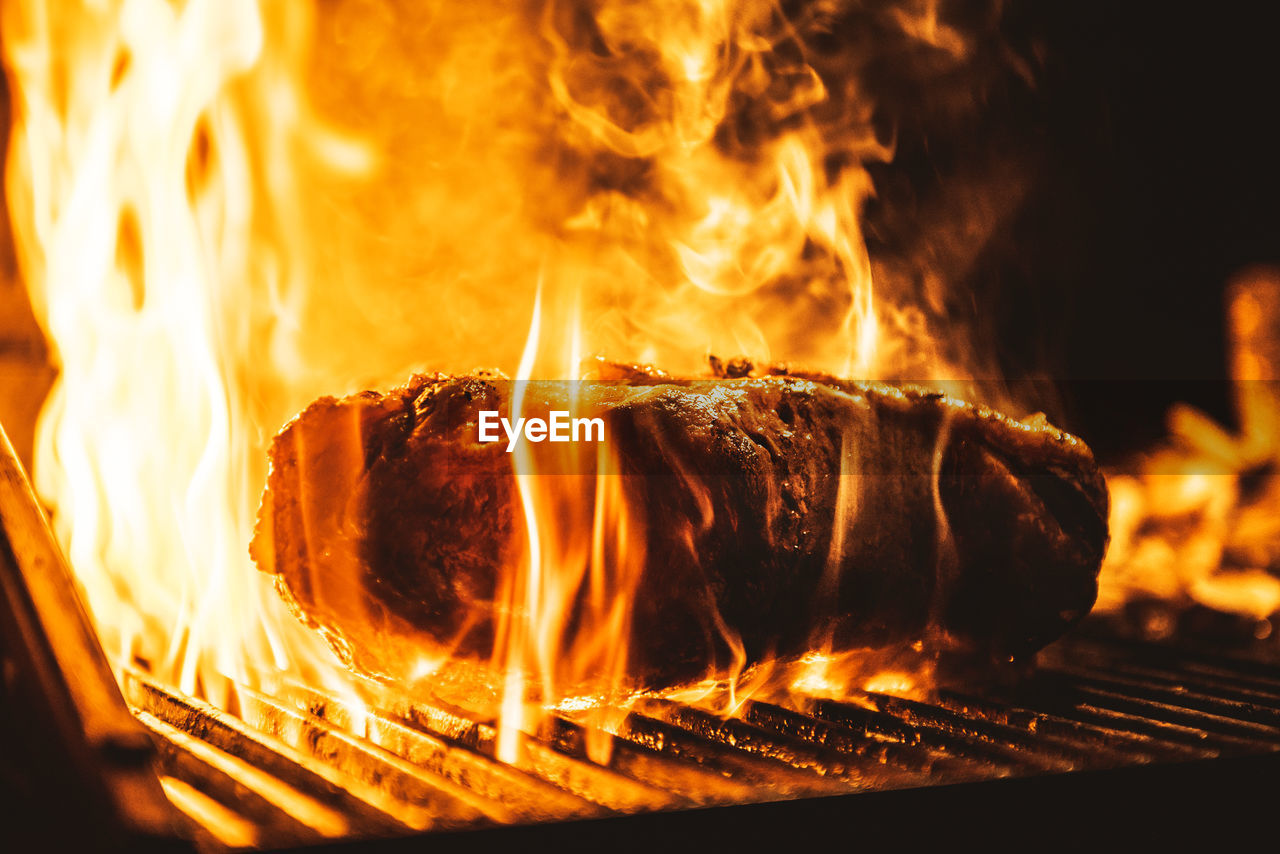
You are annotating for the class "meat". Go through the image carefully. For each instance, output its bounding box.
[250,363,1109,685]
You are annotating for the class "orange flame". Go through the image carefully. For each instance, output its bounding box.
[3,0,1002,736]
[1099,267,1280,630]
[1,0,380,706]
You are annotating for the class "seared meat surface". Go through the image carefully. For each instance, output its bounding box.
[251,365,1108,684]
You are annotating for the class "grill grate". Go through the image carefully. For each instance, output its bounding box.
[4,422,1276,849]
[126,631,1280,850]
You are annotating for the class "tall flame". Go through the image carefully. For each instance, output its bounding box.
[1,0,372,702]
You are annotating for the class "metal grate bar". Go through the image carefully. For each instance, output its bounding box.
[138,710,369,849]
[628,697,927,789]
[611,708,855,798]
[936,691,1216,763]
[1031,675,1280,745]
[1042,665,1280,730]
[736,699,986,778]
[804,696,1057,772]
[277,681,676,816]
[111,636,1280,849]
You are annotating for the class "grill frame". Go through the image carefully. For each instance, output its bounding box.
[0,423,183,851]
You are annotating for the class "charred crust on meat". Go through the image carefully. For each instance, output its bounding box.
[252,362,1109,686]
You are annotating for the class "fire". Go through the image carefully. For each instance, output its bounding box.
[4,0,1007,759]
[0,0,371,705]
[1098,267,1280,630]
[490,286,649,764]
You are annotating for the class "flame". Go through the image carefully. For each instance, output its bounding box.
[490,282,648,764]
[2,0,1006,744]
[1,0,376,706]
[1099,267,1280,628]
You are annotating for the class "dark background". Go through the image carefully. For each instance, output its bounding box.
[886,1,1280,459]
[1022,1,1278,458]
[3,1,1278,465]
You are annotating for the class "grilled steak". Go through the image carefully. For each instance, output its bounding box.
[251,363,1108,685]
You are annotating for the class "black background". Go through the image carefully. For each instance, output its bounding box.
[937,1,1279,459]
